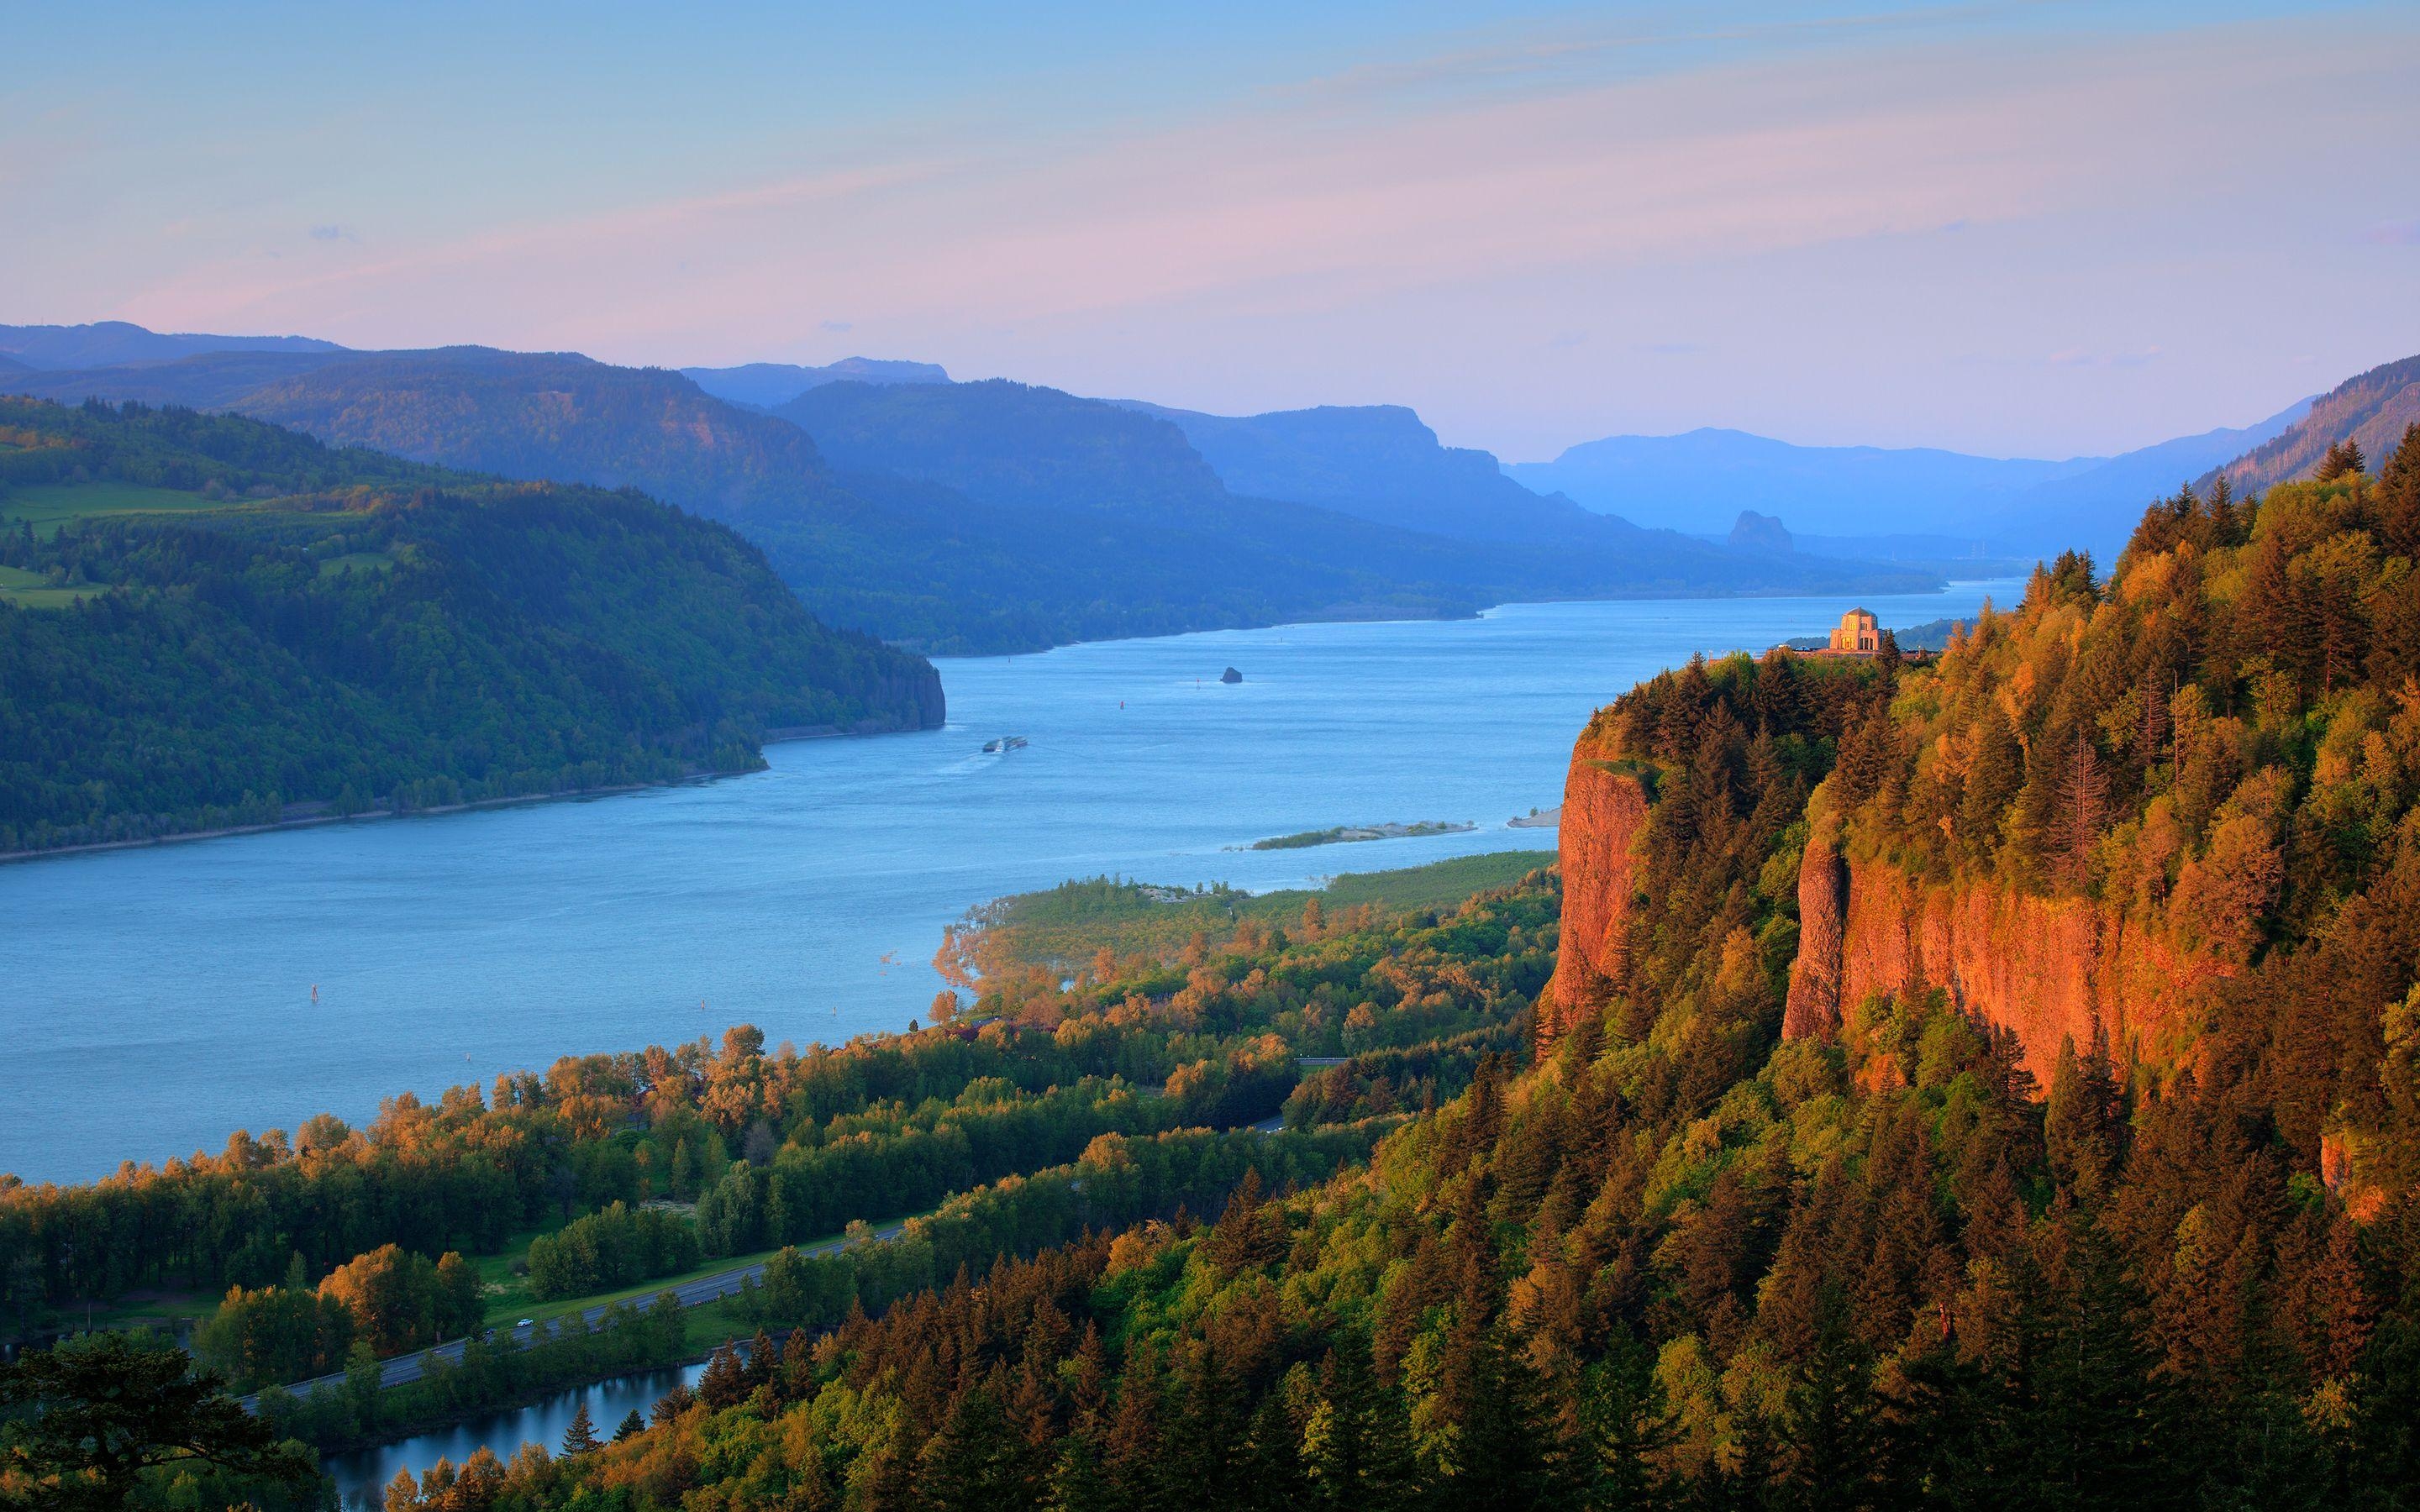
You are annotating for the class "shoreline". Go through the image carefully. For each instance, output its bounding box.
[0,724,913,867]
[920,577,2005,664]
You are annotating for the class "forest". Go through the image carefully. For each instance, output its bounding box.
[351,430,2417,1510]
[9,433,2420,1509]
[0,398,941,853]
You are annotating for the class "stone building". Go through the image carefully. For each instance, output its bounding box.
[1827,607,1880,654]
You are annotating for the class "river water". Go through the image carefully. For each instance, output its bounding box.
[0,585,2011,1185]
[321,1361,708,1508]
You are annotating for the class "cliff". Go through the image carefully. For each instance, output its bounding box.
[1540,732,1650,1042]
[1780,840,2238,1084]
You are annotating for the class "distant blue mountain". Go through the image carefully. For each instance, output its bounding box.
[1115,399,1618,546]
[1508,429,2091,541]
[681,357,950,410]
[1981,399,2311,557]
[0,320,345,370]
[1512,400,2312,560]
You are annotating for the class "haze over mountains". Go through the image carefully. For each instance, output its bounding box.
[0,324,1937,654]
[681,357,952,411]
[0,320,342,370]
[1510,397,2312,560]
[4,318,2390,654]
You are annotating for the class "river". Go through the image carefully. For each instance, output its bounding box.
[321,1361,709,1508]
[0,585,2012,1185]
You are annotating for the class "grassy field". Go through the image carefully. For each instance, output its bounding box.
[971,848,1552,970]
[1,480,229,538]
[78,1288,219,1336]
[0,563,103,608]
[317,549,396,578]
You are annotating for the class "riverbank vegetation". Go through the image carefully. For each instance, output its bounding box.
[1247,820,1476,850]
[933,848,1546,982]
[0,398,941,854]
[2,855,1552,1467]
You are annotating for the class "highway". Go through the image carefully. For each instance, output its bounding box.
[243,1105,1301,1409]
[240,1218,906,1408]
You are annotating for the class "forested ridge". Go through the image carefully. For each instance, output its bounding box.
[343,434,2416,1509]
[0,398,941,853]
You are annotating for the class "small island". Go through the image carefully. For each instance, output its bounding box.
[1246,820,1476,851]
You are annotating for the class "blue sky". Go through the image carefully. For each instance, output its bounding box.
[6,1,2416,459]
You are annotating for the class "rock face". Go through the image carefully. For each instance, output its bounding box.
[1781,844,2238,1085]
[1781,827,1849,1041]
[1220,667,1243,685]
[1540,737,1651,1042]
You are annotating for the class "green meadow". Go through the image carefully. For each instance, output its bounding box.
[0,562,103,608]
[2,480,231,538]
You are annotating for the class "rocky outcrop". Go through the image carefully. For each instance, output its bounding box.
[1541,740,1650,1042]
[1781,844,2237,1085]
[1781,827,1849,1041]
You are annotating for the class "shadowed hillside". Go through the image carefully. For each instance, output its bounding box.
[0,398,942,853]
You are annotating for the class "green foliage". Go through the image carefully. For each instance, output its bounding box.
[257,1290,692,1456]
[0,397,940,853]
[0,1333,317,1510]
[524,1202,702,1301]
[411,444,2420,1506]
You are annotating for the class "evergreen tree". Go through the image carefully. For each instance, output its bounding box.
[2052,727,2109,890]
[2376,423,2420,559]
[1580,1335,1676,1510]
[561,1399,602,1455]
[2317,438,2368,481]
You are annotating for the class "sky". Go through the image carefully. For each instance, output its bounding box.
[5,1,2417,461]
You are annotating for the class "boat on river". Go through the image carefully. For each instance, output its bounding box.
[981,736,1029,753]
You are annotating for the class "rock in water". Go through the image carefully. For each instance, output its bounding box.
[1220,667,1242,684]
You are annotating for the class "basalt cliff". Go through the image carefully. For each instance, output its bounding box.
[1543,445,2420,1214]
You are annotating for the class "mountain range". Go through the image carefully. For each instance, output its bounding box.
[8,318,2402,655]
[0,334,1936,653]
[1509,396,2312,561]
[0,319,343,370]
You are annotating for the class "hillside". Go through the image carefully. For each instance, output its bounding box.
[3,333,1943,655]
[2207,354,2420,497]
[780,379,1941,597]
[1976,397,2310,556]
[1121,399,1631,546]
[0,354,1495,651]
[782,379,1231,512]
[0,398,942,854]
[681,357,950,409]
[0,320,345,370]
[22,442,2420,1508]
[221,443,2420,1508]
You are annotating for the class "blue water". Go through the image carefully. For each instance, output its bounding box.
[0,585,2012,1184]
[322,1361,707,1509]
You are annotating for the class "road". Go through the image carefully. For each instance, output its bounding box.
[241,1219,907,1408]
[244,1107,1301,1408]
